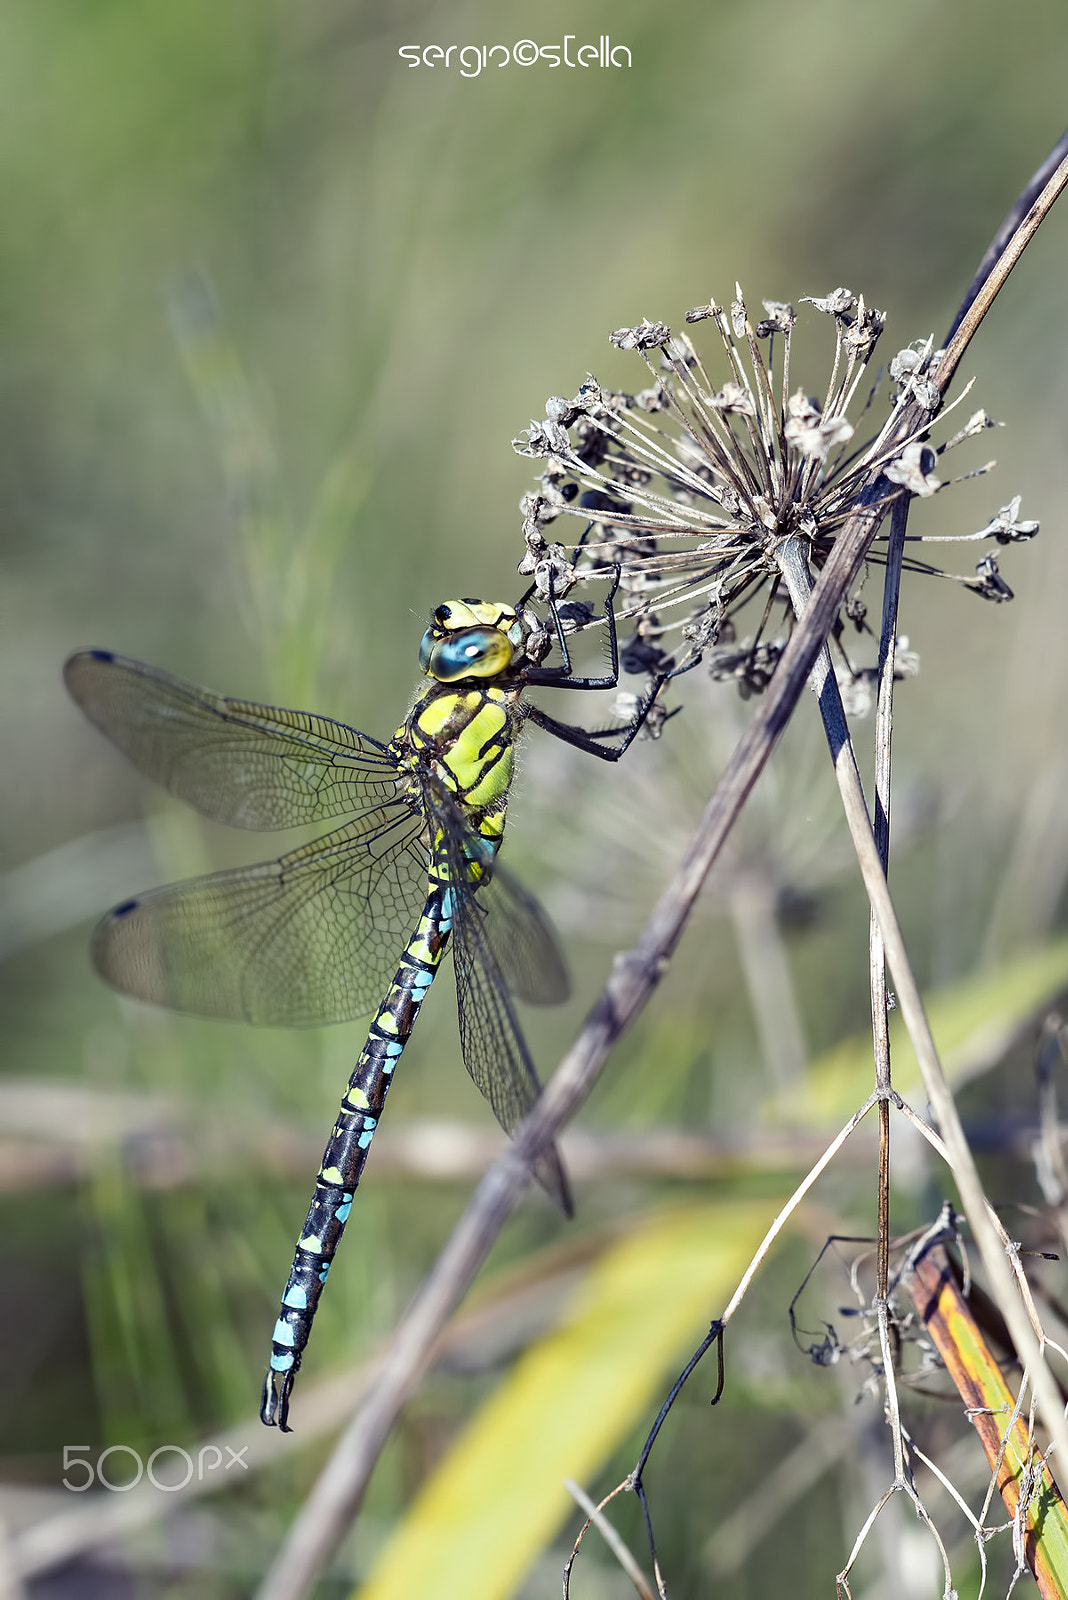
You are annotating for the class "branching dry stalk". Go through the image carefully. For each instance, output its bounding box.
[778,509,1068,1566]
[256,135,1068,1600]
[562,1479,657,1600]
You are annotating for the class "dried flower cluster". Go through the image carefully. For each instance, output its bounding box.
[513,287,1037,711]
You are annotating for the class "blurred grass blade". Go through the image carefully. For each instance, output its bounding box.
[352,1199,777,1600]
[781,935,1068,1125]
[80,1158,190,1442]
[901,1240,1068,1598]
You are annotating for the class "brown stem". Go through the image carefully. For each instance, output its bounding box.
[946,126,1068,344]
[938,141,1068,393]
[872,494,909,1299]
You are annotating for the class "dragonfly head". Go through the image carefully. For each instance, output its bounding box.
[419,600,527,684]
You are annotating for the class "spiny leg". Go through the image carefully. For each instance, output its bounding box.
[521,567,672,761]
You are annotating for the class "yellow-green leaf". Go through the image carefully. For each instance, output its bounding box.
[780,936,1068,1125]
[353,1199,776,1600]
[903,1241,1068,1598]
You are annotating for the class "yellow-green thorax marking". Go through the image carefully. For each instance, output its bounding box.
[397,598,530,853]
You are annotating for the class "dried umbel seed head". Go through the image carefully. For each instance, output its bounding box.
[513,286,1037,713]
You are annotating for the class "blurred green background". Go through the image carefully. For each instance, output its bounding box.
[4,1,1068,1596]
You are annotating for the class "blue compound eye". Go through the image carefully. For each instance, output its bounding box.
[418,629,435,674]
[421,626,513,683]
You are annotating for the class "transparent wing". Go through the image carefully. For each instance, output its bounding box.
[92,805,430,1025]
[65,650,402,829]
[420,783,570,1007]
[474,862,570,1007]
[451,887,571,1211]
[431,792,570,1211]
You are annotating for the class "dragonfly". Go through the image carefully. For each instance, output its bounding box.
[65,575,661,1429]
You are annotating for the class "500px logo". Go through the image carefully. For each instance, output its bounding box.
[62,1443,249,1492]
[398,36,632,77]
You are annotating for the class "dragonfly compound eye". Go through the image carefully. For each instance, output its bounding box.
[420,625,514,683]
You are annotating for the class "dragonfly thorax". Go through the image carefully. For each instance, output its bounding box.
[419,599,526,685]
[395,679,520,818]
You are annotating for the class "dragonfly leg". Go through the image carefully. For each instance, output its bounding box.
[522,680,670,763]
[519,565,672,758]
[521,564,625,692]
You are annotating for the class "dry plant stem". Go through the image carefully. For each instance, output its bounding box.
[776,541,1068,1492]
[719,1090,879,1323]
[835,1485,895,1600]
[938,142,1068,390]
[777,532,916,1489]
[835,1482,954,1600]
[946,126,1068,344]
[563,1480,657,1600]
[871,496,910,1481]
[872,495,910,1296]
[260,152,1068,1598]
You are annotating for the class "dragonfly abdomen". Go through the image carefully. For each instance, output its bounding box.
[261,879,456,1429]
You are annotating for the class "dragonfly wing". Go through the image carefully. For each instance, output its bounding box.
[423,784,570,1007]
[472,861,570,1006]
[92,805,429,1025]
[430,788,571,1213]
[450,886,571,1212]
[65,650,401,829]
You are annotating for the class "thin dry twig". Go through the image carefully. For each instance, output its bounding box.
[872,493,910,1287]
[776,519,1068,1508]
[719,1093,880,1324]
[909,1436,992,1600]
[776,524,954,1580]
[946,126,1068,345]
[938,139,1068,390]
[562,1479,658,1600]
[871,492,912,1486]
